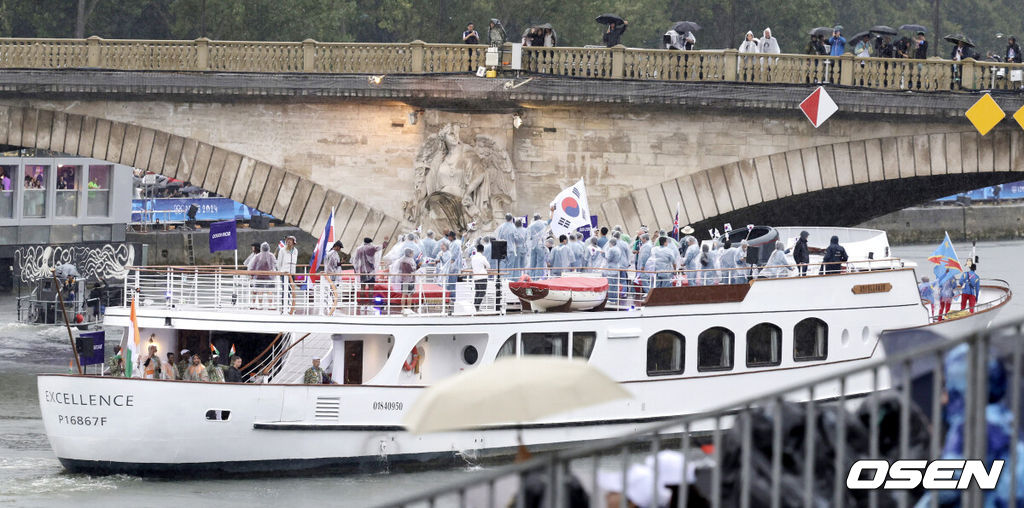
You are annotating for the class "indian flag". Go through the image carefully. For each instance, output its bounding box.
[126,299,142,377]
[230,344,236,357]
[210,343,220,356]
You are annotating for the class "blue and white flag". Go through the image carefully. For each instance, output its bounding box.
[208,220,237,252]
[549,179,591,237]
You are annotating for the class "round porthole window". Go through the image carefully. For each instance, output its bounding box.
[462,345,479,365]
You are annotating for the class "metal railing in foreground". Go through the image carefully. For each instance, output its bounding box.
[378,317,1024,508]
[0,36,1022,92]
[121,258,907,317]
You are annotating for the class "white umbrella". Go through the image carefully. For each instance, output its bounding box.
[402,357,631,434]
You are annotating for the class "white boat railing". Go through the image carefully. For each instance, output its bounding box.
[119,258,914,317]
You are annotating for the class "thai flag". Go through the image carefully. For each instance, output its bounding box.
[672,202,680,239]
[307,208,335,284]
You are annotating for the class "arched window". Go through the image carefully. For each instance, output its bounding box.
[647,331,684,376]
[496,335,517,359]
[698,327,734,372]
[746,323,782,367]
[794,318,828,361]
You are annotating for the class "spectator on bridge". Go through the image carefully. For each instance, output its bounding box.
[739,31,759,53]
[1006,36,1021,63]
[462,23,479,44]
[854,34,873,57]
[877,36,896,58]
[828,27,846,56]
[603,20,628,47]
[914,32,929,59]
[488,19,506,47]
[806,34,826,55]
[543,27,556,47]
[758,27,780,55]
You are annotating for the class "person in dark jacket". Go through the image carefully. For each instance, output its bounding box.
[224,355,243,383]
[1006,36,1022,63]
[603,20,627,47]
[821,235,848,274]
[793,230,810,276]
[914,32,929,59]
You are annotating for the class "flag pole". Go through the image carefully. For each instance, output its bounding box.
[51,270,82,375]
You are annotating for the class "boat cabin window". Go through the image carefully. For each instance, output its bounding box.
[522,332,568,357]
[647,331,684,376]
[497,335,517,359]
[698,327,734,372]
[746,323,782,367]
[794,318,828,362]
[572,332,596,360]
[462,345,479,365]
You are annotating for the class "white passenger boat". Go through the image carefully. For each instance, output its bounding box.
[37,227,1011,476]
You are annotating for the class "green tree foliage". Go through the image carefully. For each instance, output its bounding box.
[0,0,1016,58]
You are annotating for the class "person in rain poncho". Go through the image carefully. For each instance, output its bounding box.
[527,213,550,276]
[495,213,518,271]
[488,19,506,47]
[918,276,936,317]
[446,232,464,290]
[636,234,653,274]
[699,243,715,285]
[604,237,626,304]
[651,237,677,288]
[435,241,455,295]
[585,236,606,272]
[510,219,528,279]
[422,230,439,260]
[719,239,739,284]
[681,236,700,285]
[758,27,780,54]
[914,345,1024,508]
[739,31,760,52]
[547,235,575,276]
[760,241,793,279]
[567,233,585,269]
[613,231,631,268]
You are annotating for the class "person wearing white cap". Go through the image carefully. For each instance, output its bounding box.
[645,450,698,507]
[176,349,190,379]
[598,463,672,508]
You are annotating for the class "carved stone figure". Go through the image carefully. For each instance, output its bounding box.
[403,124,516,232]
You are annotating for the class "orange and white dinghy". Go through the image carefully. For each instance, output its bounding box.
[508,275,609,312]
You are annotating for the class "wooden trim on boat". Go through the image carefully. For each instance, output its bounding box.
[643,283,752,306]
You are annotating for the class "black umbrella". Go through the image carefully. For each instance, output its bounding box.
[870,25,898,36]
[944,33,976,47]
[899,24,927,33]
[595,13,624,25]
[850,31,874,42]
[671,21,701,34]
[809,26,833,38]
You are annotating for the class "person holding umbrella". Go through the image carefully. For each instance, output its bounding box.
[597,14,628,47]
[914,31,929,59]
[487,19,506,47]
[1006,36,1021,63]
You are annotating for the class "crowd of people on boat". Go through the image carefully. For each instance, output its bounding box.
[104,343,243,382]
[918,263,982,320]
[230,208,862,312]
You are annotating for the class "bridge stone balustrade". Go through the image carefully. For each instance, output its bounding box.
[0,37,1021,92]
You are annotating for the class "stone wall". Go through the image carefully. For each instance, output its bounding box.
[860,204,1024,244]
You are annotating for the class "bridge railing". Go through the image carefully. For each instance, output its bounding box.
[0,36,1021,92]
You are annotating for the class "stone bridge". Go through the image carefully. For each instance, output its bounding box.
[1,37,1023,246]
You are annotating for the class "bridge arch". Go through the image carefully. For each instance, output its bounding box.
[600,129,1024,234]
[0,105,405,251]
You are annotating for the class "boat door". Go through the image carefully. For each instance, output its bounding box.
[344,340,363,384]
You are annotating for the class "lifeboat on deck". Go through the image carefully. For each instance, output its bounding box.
[508,276,609,312]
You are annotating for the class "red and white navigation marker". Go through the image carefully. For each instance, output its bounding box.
[799,86,838,128]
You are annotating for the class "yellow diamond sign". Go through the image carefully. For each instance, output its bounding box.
[965,93,1004,136]
[1014,105,1024,131]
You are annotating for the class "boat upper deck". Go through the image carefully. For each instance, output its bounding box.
[117,258,922,321]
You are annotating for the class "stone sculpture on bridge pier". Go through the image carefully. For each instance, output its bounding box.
[404,123,516,232]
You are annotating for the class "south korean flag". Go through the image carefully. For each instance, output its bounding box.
[549,179,591,237]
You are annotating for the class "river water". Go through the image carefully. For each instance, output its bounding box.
[2,239,1022,507]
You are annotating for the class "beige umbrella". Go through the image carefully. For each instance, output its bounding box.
[402,357,631,434]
